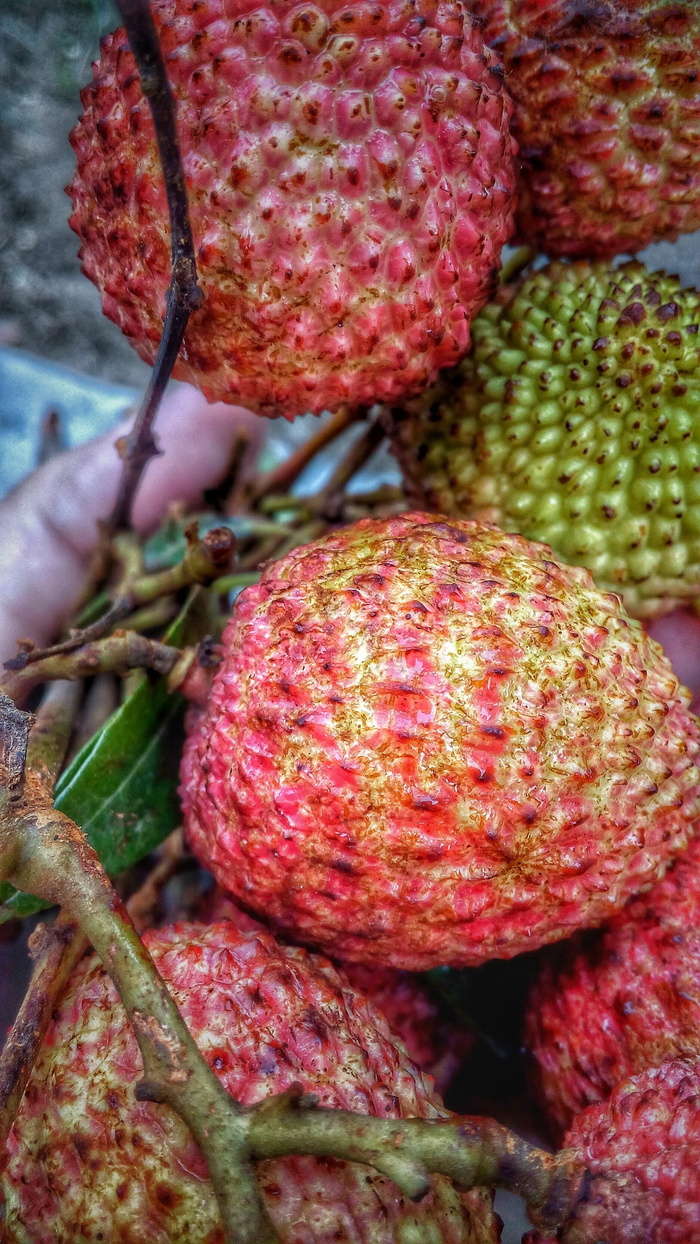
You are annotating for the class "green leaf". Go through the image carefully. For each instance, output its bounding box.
[0,590,207,924]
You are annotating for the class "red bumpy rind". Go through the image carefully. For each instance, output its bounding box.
[526,1059,700,1244]
[180,512,700,970]
[526,829,700,1135]
[67,0,516,418]
[471,0,700,258]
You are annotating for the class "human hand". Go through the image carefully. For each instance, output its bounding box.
[0,384,261,662]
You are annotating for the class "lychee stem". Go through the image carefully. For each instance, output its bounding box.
[2,522,235,676]
[247,1092,586,1233]
[0,697,276,1244]
[108,0,203,533]
[246,405,358,509]
[0,632,184,702]
[24,680,82,789]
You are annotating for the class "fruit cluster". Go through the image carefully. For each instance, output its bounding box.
[4,1,700,1243]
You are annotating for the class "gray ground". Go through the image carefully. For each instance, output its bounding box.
[0,0,149,386]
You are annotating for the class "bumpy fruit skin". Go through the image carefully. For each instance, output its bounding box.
[526,1060,700,1244]
[180,511,700,970]
[67,0,516,419]
[470,0,700,258]
[340,962,474,1095]
[200,886,473,1092]
[390,260,700,619]
[1,920,497,1244]
[525,830,700,1136]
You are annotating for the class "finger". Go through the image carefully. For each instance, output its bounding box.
[648,609,700,712]
[0,385,261,661]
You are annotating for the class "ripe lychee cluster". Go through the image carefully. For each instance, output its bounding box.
[1,920,497,1244]
[390,259,700,618]
[67,0,517,418]
[471,0,700,258]
[180,511,700,970]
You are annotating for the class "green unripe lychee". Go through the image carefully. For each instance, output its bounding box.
[389,260,700,619]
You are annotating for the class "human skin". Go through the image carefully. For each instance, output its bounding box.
[0,383,260,663]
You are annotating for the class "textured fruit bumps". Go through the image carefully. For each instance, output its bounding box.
[340,962,474,1095]
[470,0,700,258]
[67,0,516,419]
[526,831,700,1136]
[199,886,473,1092]
[180,512,700,970]
[390,259,700,619]
[526,1059,700,1244]
[1,920,497,1244]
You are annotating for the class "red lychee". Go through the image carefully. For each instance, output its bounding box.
[525,832,700,1136]
[200,886,473,1093]
[180,512,700,971]
[339,962,474,1095]
[1,920,498,1243]
[526,1059,700,1244]
[67,0,517,419]
[470,0,700,258]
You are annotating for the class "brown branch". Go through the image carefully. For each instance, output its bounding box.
[247,1090,585,1235]
[25,681,82,790]
[126,828,186,933]
[109,0,203,531]
[314,414,385,517]
[246,406,359,509]
[257,417,386,524]
[36,407,65,467]
[6,525,234,671]
[66,675,119,763]
[0,915,87,1170]
[0,698,273,1243]
[1,633,184,702]
[0,695,33,805]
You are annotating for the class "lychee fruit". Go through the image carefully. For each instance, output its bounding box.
[389,259,700,619]
[67,0,517,419]
[179,511,700,971]
[1,920,498,1244]
[525,1059,700,1244]
[525,830,700,1136]
[469,0,700,258]
[340,961,475,1095]
[199,885,473,1092]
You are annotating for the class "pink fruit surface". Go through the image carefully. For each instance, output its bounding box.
[471,0,700,258]
[181,512,700,970]
[199,887,473,1094]
[526,831,700,1135]
[68,0,516,418]
[526,1059,700,1244]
